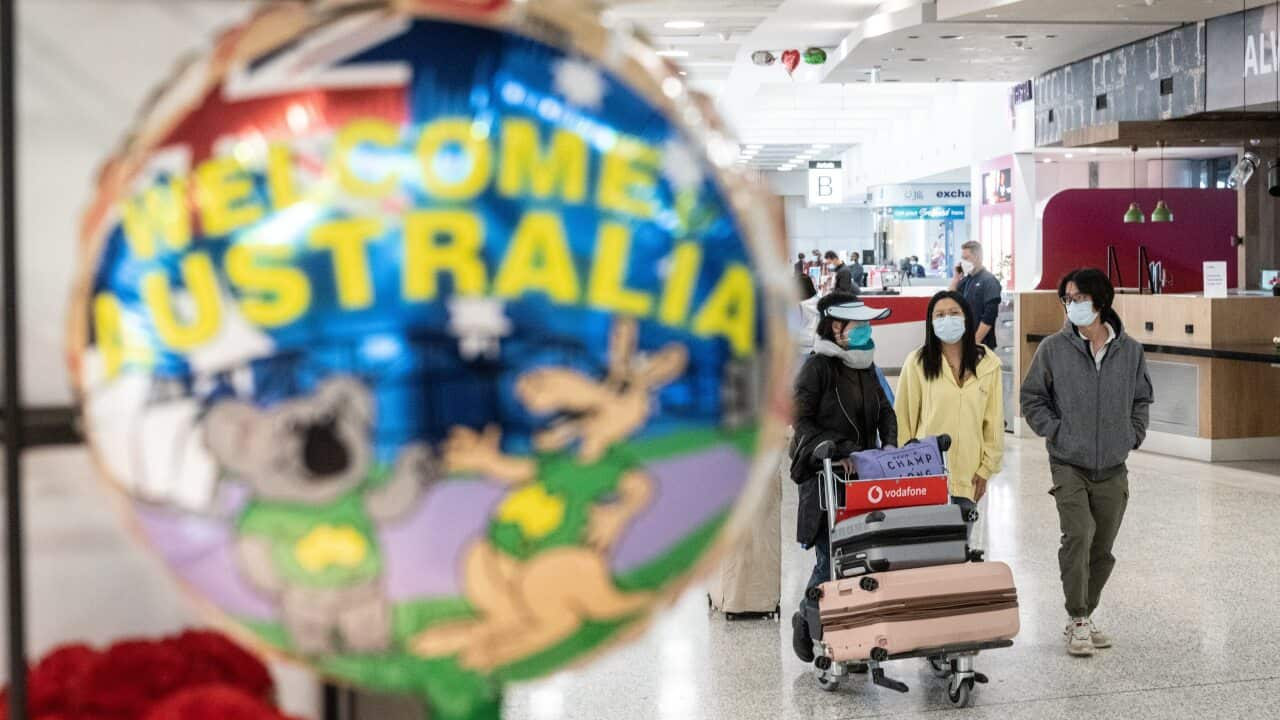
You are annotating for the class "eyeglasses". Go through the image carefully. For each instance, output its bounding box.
[1061,293,1092,305]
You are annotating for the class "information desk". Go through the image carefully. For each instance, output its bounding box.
[1015,291,1280,462]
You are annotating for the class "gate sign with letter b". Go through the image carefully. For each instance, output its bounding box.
[808,160,843,206]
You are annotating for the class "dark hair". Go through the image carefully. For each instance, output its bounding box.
[920,290,984,381]
[796,272,817,300]
[823,250,840,262]
[816,291,859,342]
[797,253,806,261]
[1058,268,1116,322]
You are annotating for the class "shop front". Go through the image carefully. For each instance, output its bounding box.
[867,183,971,286]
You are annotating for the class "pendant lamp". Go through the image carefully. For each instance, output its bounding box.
[1124,145,1144,223]
[1151,142,1173,222]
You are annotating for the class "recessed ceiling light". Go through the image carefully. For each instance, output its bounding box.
[907,35,921,39]
[1089,148,1099,153]
[1004,34,1028,40]
[1065,153,1074,158]
[909,58,927,62]
[940,35,964,40]
[1041,158,1054,163]
[656,49,689,58]
[985,13,1000,18]
[1046,34,1058,39]
[664,20,705,30]
[678,71,688,76]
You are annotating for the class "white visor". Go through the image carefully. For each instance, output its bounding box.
[824,301,891,322]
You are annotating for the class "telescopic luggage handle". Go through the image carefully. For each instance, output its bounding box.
[813,440,841,582]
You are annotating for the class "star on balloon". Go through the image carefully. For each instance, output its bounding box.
[661,138,705,193]
[447,297,512,361]
[552,58,607,109]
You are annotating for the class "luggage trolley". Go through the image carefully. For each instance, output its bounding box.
[803,436,1015,709]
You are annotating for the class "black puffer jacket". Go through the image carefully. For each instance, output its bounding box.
[790,354,898,545]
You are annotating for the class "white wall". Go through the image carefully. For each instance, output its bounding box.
[852,83,1016,190]
[782,197,875,259]
[14,1,256,406]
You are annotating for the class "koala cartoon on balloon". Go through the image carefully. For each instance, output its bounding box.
[202,376,439,656]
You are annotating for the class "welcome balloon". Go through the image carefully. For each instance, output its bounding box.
[68,1,788,717]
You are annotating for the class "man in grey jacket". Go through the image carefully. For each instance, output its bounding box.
[1020,268,1153,658]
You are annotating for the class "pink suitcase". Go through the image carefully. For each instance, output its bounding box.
[818,561,1019,663]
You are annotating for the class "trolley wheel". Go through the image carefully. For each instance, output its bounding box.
[806,586,824,601]
[948,678,974,708]
[817,672,841,692]
[846,662,869,675]
[859,577,879,592]
[928,656,950,679]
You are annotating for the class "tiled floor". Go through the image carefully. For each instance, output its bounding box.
[502,438,1280,720]
[7,438,1280,719]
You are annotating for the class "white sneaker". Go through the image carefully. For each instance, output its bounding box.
[1087,618,1112,649]
[1064,618,1095,657]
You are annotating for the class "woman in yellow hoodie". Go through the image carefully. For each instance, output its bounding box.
[895,291,1004,509]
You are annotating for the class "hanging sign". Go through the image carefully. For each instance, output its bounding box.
[808,160,844,205]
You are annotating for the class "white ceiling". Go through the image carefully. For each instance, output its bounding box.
[825,20,1175,83]
[938,0,1271,24]
[734,142,855,170]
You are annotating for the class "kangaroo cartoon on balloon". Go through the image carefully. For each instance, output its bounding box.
[203,376,439,656]
[412,319,688,671]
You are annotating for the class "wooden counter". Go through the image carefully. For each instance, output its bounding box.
[1014,292,1280,462]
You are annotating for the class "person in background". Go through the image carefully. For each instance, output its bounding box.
[950,241,1002,350]
[790,272,821,358]
[848,252,865,289]
[789,292,897,663]
[894,291,1003,517]
[795,252,807,278]
[1020,268,1153,659]
[912,256,926,278]
[823,250,857,294]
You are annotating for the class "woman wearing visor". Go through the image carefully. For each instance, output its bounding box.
[789,292,898,662]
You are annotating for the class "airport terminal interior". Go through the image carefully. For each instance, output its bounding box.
[5,1,1280,719]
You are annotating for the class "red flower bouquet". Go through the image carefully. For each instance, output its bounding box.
[0,630,295,720]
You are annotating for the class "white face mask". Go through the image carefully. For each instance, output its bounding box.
[1067,301,1099,327]
[932,316,966,344]
[960,259,975,275]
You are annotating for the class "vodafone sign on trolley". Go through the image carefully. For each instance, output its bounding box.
[835,475,951,524]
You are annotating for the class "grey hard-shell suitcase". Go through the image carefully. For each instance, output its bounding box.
[830,504,973,578]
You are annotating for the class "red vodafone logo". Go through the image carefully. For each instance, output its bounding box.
[867,485,884,505]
